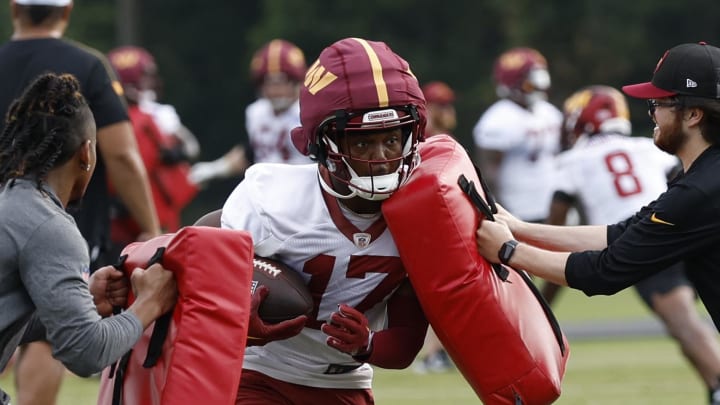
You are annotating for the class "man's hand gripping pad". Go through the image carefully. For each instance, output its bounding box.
[382,135,569,405]
[97,226,254,405]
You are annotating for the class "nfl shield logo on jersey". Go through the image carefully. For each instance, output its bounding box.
[353,233,372,248]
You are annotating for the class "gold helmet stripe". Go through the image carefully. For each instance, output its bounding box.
[352,38,389,107]
[267,39,283,74]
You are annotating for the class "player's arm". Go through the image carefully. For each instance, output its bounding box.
[189,145,249,185]
[98,121,161,239]
[322,279,429,369]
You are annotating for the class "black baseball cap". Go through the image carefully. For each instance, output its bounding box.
[622,42,720,100]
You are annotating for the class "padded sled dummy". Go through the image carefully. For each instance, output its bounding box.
[383,135,569,405]
[97,226,254,405]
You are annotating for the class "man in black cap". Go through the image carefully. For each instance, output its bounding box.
[476,41,720,404]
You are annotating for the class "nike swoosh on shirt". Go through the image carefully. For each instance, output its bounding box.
[650,213,675,226]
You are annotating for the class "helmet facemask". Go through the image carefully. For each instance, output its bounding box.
[312,105,422,201]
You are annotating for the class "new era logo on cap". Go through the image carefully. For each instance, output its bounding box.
[622,42,720,100]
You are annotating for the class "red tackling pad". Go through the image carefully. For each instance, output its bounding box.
[383,135,569,404]
[97,226,254,405]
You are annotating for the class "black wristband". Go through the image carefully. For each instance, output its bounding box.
[498,240,519,265]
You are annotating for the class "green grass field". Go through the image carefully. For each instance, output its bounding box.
[0,286,712,404]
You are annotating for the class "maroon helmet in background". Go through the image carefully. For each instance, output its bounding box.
[562,85,632,148]
[422,81,455,105]
[493,47,551,107]
[250,39,307,112]
[290,37,427,201]
[249,39,307,85]
[422,81,457,137]
[108,46,157,103]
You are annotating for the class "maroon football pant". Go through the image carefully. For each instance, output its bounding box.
[236,369,375,405]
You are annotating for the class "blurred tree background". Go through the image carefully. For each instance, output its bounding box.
[2,0,720,221]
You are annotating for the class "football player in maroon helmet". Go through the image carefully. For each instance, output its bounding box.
[473,47,562,224]
[190,39,309,185]
[291,39,425,204]
[107,46,199,249]
[225,37,429,404]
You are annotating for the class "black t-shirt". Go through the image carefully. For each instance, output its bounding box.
[566,145,720,330]
[0,38,129,268]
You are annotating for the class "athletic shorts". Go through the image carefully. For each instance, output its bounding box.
[236,369,375,405]
[634,261,692,308]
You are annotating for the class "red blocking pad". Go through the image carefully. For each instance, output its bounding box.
[97,226,254,405]
[383,135,569,405]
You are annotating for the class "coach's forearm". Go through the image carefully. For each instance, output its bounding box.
[512,221,608,252]
[507,242,570,286]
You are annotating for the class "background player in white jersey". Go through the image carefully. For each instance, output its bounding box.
[222,37,429,404]
[543,85,720,401]
[473,47,562,222]
[189,39,310,185]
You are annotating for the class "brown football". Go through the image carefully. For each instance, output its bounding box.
[252,256,313,324]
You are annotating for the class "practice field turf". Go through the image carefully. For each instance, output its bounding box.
[0,286,712,404]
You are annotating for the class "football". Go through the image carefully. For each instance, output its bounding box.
[252,256,313,324]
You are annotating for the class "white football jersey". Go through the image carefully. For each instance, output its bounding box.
[221,163,405,389]
[473,99,563,221]
[553,134,679,224]
[245,98,311,165]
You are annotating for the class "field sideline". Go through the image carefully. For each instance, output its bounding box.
[0,286,712,404]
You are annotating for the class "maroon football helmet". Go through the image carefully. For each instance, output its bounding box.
[108,46,157,88]
[108,46,157,102]
[422,81,455,105]
[249,39,307,85]
[562,85,631,147]
[290,38,427,201]
[493,47,551,106]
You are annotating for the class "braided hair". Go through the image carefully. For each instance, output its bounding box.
[0,73,92,189]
